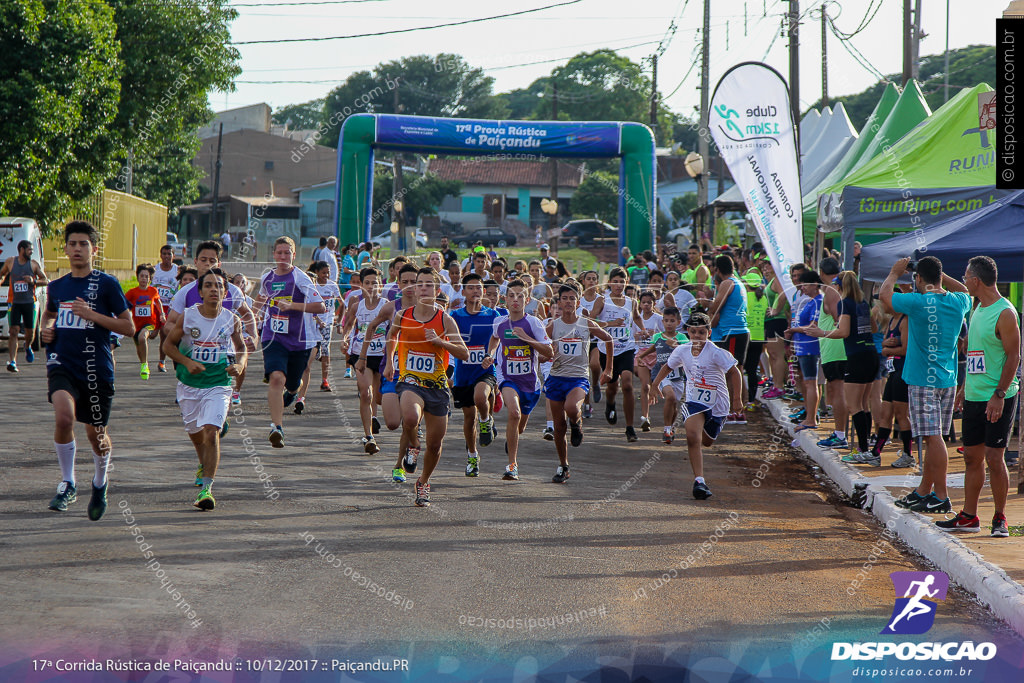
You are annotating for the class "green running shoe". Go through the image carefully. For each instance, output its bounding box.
[48,481,77,511]
[194,486,216,510]
[88,483,108,521]
[392,468,406,483]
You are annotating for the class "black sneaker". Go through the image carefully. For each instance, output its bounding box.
[293,399,305,415]
[404,447,419,473]
[569,421,583,447]
[992,513,1010,538]
[414,480,430,507]
[552,465,570,484]
[48,481,77,511]
[625,426,638,442]
[371,415,381,434]
[935,511,980,533]
[479,416,493,447]
[220,420,229,438]
[283,390,297,408]
[87,483,108,521]
[542,426,555,441]
[605,402,617,425]
[693,480,713,500]
[894,491,925,509]
[909,492,952,514]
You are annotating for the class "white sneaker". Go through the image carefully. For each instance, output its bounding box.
[891,450,915,468]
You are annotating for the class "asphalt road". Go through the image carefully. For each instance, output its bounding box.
[0,346,1018,680]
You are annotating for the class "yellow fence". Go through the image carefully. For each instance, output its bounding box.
[42,190,168,280]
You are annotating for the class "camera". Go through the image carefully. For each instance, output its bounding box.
[905,260,917,272]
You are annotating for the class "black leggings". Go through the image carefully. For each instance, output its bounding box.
[743,341,765,397]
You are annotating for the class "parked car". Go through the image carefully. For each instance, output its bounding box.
[165,231,187,264]
[0,217,47,350]
[370,227,428,250]
[559,219,618,247]
[451,227,517,249]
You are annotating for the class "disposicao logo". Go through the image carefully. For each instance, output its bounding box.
[882,571,948,635]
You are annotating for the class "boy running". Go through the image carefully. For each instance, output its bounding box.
[125,263,166,379]
[653,312,742,500]
[152,245,179,372]
[294,261,342,412]
[639,307,688,443]
[41,221,134,520]
[162,268,248,510]
[342,267,387,453]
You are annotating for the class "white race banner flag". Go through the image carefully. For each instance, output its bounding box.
[709,62,802,301]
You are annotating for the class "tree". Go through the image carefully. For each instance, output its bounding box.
[671,193,697,223]
[371,170,463,226]
[321,54,506,148]
[273,99,325,130]
[105,0,240,212]
[570,171,618,224]
[497,78,549,120]
[0,0,121,231]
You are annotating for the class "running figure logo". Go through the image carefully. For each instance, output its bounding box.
[881,571,949,635]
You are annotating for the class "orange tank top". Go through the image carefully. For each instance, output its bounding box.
[396,307,449,388]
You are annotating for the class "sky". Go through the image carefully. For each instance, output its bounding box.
[217,0,1004,119]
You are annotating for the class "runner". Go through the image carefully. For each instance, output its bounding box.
[253,237,326,448]
[578,269,602,418]
[545,284,613,482]
[41,221,134,520]
[167,241,257,348]
[383,267,468,506]
[1,238,48,371]
[590,267,649,442]
[634,290,664,433]
[161,268,248,510]
[482,278,553,480]
[124,263,166,380]
[641,307,688,443]
[786,271,824,431]
[450,273,501,476]
[294,260,342,412]
[653,311,742,500]
[761,259,791,399]
[343,267,387,453]
[706,254,749,425]
[939,256,1019,536]
[152,245,179,373]
[228,273,254,404]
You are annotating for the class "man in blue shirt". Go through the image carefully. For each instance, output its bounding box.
[41,221,135,521]
[881,256,971,514]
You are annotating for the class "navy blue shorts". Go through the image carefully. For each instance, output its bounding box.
[544,375,590,403]
[262,340,311,392]
[499,382,541,415]
[681,401,725,440]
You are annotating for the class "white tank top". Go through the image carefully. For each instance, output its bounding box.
[354,297,387,356]
[153,265,178,306]
[599,293,636,355]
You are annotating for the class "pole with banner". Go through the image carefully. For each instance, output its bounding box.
[708,62,803,303]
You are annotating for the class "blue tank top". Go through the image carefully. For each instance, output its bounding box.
[711,275,748,341]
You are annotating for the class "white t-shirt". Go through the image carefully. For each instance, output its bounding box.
[666,341,738,418]
[312,280,341,327]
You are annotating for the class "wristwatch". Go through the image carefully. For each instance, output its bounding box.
[995,388,1007,399]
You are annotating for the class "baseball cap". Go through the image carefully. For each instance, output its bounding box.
[742,272,762,287]
[474,246,486,253]
[540,243,550,250]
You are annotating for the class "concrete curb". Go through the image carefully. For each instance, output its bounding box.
[761,396,1024,637]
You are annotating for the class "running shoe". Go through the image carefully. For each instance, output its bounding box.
[894,491,925,509]
[583,404,593,419]
[663,427,674,444]
[841,451,868,463]
[403,447,419,473]
[321,380,332,392]
[158,362,167,373]
[502,464,519,481]
[48,481,77,511]
[552,465,570,484]
[605,402,617,425]
[891,450,915,468]
[344,368,353,379]
[466,456,479,477]
[762,387,784,399]
[362,435,380,455]
[294,399,305,415]
[592,382,602,403]
[851,451,881,466]
[730,412,748,425]
[789,408,806,420]
[991,513,1010,538]
[194,486,216,511]
[220,420,229,438]
[542,426,555,441]
[25,347,34,363]
[783,390,803,401]
[414,480,430,507]
[625,426,638,442]
[392,468,406,483]
[744,402,758,412]
[935,511,980,533]
[7,361,17,372]
[231,392,241,406]
[269,425,284,448]
[140,362,150,380]
[195,465,204,487]
[283,390,297,408]
[87,483,107,521]
[640,416,651,432]
[479,418,493,447]
[908,493,952,514]
[570,420,583,447]
[692,480,713,500]
[371,415,381,434]
[817,433,849,449]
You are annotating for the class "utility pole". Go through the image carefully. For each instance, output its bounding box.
[549,82,559,239]
[649,54,659,138]
[392,79,406,253]
[820,6,828,107]
[903,0,912,86]
[788,0,800,139]
[912,0,923,81]
[698,0,710,244]
[210,122,223,237]
[943,0,950,102]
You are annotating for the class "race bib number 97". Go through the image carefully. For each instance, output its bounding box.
[559,338,582,356]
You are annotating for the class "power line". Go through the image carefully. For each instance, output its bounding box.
[231,0,390,5]
[233,0,583,44]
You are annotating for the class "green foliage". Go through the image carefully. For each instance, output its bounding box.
[497,78,549,120]
[0,0,121,231]
[656,208,672,239]
[272,98,326,130]
[671,193,698,222]
[570,171,618,223]
[371,169,462,223]
[321,54,505,148]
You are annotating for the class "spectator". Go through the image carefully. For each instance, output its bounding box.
[324,236,340,284]
[220,231,232,257]
[539,243,552,263]
[357,242,374,268]
[881,256,971,514]
[439,235,458,268]
[707,254,750,424]
[311,236,328,262]
[340,243,358,291]
[787,271,824,430]
[814,257,849,453]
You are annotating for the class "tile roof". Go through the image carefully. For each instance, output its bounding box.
[427,158,583,188]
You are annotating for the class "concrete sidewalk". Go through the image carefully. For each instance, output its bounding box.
[761,393,1024,636]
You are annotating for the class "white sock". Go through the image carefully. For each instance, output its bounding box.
[479,416,488,423]
[836,431,846,440]
[467,451,477,458]
[695,476,706,484]
[92,450,110,488]
[56,441,76,485]
[546,420,554,429]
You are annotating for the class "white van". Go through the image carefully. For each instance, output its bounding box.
[0,217,48,350]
